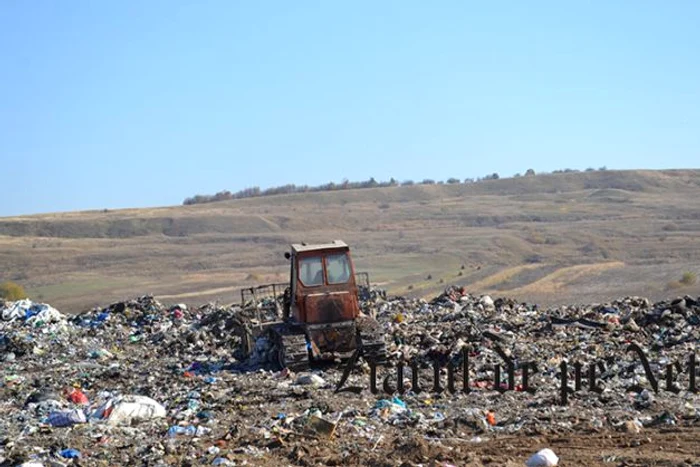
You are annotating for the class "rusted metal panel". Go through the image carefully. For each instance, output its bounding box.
[304,291,357,323]
[294,245,360,325]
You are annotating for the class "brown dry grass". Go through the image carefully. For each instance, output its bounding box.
[1,169,700,312]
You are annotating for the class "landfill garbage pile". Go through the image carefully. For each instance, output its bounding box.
[1,290,698,466]
[1,299,70,361]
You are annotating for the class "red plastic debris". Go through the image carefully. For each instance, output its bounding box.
[486,411,496,426]
[67,388,89,405]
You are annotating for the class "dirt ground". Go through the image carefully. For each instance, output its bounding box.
[229,428,699,466]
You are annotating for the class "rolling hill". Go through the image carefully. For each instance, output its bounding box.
[2,169,699,312]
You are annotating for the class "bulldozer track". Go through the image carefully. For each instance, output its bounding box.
[272,330,309,371]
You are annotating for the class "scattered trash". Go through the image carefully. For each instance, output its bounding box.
[295,373,327,387]
[486,411,496,426]
[92,395,166,426]
[1,299,65,326]
[67,388,89,405]
[525,448,559,467]
[1,290,698,465]
[212,458,234,466]
[59,448,81,459]
[305,414,338,438]
[46,409,87,427]
[167,425,210,437]
[621,420,643,433]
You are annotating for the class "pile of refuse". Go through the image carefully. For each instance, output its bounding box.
[1,289,698,466]
[0,299,70,361]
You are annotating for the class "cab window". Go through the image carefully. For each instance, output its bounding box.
[325,253,351,284]
[299,256,324,286]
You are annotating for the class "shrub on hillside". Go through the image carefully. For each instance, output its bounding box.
[667,271,697,289]
[525,254,543,264]
[662,223,679,232]
[0,281,27,301]
[245,273,262,282]
[680,271,697,286]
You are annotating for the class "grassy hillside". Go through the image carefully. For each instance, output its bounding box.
[2,169,699,311]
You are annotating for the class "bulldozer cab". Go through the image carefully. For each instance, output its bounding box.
[285,240,361,325]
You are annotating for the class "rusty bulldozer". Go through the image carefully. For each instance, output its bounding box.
[235,240,386,370]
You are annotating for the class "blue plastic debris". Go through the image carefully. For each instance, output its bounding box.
[60,448,81,459]
[168,425,197,437]
[391,396,406,408]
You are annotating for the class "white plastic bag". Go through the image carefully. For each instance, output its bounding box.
[93,395,166,425]
[525,448,559,467]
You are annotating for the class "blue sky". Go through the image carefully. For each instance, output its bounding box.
[2,1,699,216]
